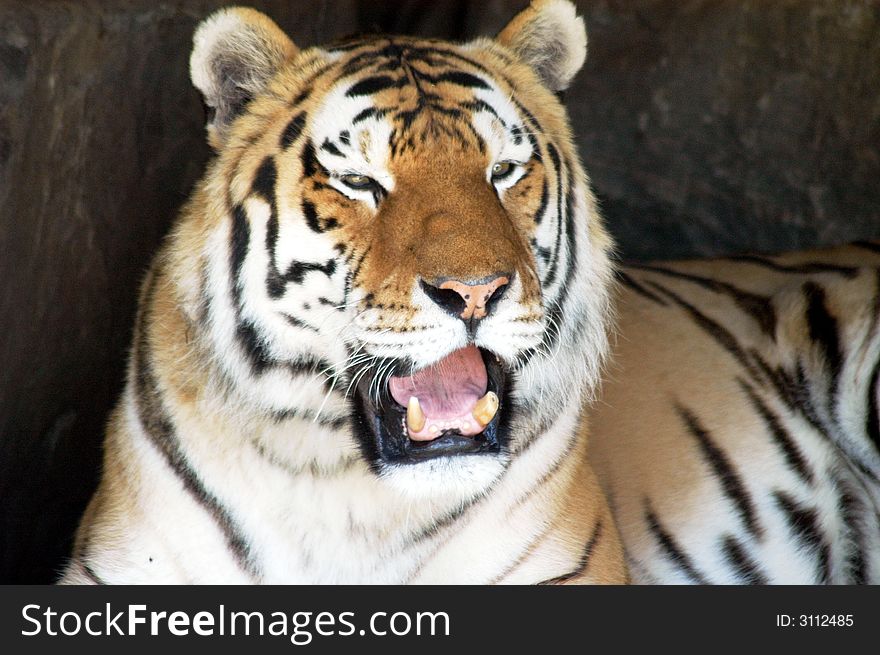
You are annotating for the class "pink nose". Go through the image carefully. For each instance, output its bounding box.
[421,275,511,321]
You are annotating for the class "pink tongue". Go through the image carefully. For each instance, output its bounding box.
[389,346,488,440]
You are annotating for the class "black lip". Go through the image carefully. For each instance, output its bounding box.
[350,348,510,466]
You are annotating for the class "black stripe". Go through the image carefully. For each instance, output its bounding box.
[281,313,320,333]
[629,264,777,337]
[539,520,604,584]
[677,405,762,538]
[282,258,337,284]
[346,75,405,97]
[302,199,324,233]
[617,270,669,306]
[533,177,549,225]
[301,140,322,178]
[81,561,107,585]
[540,143,564,289]
[737,380,814,485]
[853,240,880,255]
[834,477,868,584]
[252,157,288,300]
[648,282,761,380]
[803,281,843,398]
[724,254,859,279]
[460,99,501,121]
[425,70,489,89]
[405,45,494,76]
[236,321,273,374]
[773,490,830,583]
[229,203,250,307]
[279,111,307,149]
[488,526,552,585]
[721,535,768,584]
[251,155,277,202]
[352,107,388,124]
[510,124,522,144]
[644,500,710,584]
[867,357,880,454]
[320,138,344,157]
[135,273,259,580]
[749,350,827,438]
[338,130,350,146]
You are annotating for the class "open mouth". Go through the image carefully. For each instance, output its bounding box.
[352,346,509,465]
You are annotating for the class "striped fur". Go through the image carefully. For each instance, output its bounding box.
[591,243,880,583]
[59,2,627,584]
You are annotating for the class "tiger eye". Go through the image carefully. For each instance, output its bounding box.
[491,162,514,179]
[341,174,373,189]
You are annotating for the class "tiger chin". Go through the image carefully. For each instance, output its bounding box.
[59,0,627,584]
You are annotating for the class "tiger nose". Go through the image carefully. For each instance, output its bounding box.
[420,274,511,322]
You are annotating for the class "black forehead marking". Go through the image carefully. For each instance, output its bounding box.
[332,38,506,156]
[320,139,344,157]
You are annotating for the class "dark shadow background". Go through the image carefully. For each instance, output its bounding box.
[1,0,878,582]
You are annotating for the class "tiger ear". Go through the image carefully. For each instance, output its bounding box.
[190,7,298,149]
[496,0,587,92]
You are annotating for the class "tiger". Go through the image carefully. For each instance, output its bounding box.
[590,242,880,583]
[59,0,629,584]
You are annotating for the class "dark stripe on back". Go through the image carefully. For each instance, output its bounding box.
[773,490,830,583]
[644,500,710,584]
[721,535,768,584]
[737,379,814,485]
[676,405,763,538]
[725,254,859,279]
[629,264,777,337]
[852,241,880,255]
[617,270,669,306]
[648,281,761,380]
[803,281,843,387]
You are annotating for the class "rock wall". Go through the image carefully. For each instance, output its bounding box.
[1,0,878,581]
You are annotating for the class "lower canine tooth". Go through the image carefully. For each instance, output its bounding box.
[471,391,499,427]
[407,396,426,432]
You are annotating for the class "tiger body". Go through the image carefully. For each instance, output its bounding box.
[591,243,880,583]
[61,1,627,584]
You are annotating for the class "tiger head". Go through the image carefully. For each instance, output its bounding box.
[184,0,614,500]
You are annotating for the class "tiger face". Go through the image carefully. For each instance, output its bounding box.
[188,1,613,500]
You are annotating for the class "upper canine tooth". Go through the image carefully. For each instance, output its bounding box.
[471,391,499,427]
[407,396,426,433]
